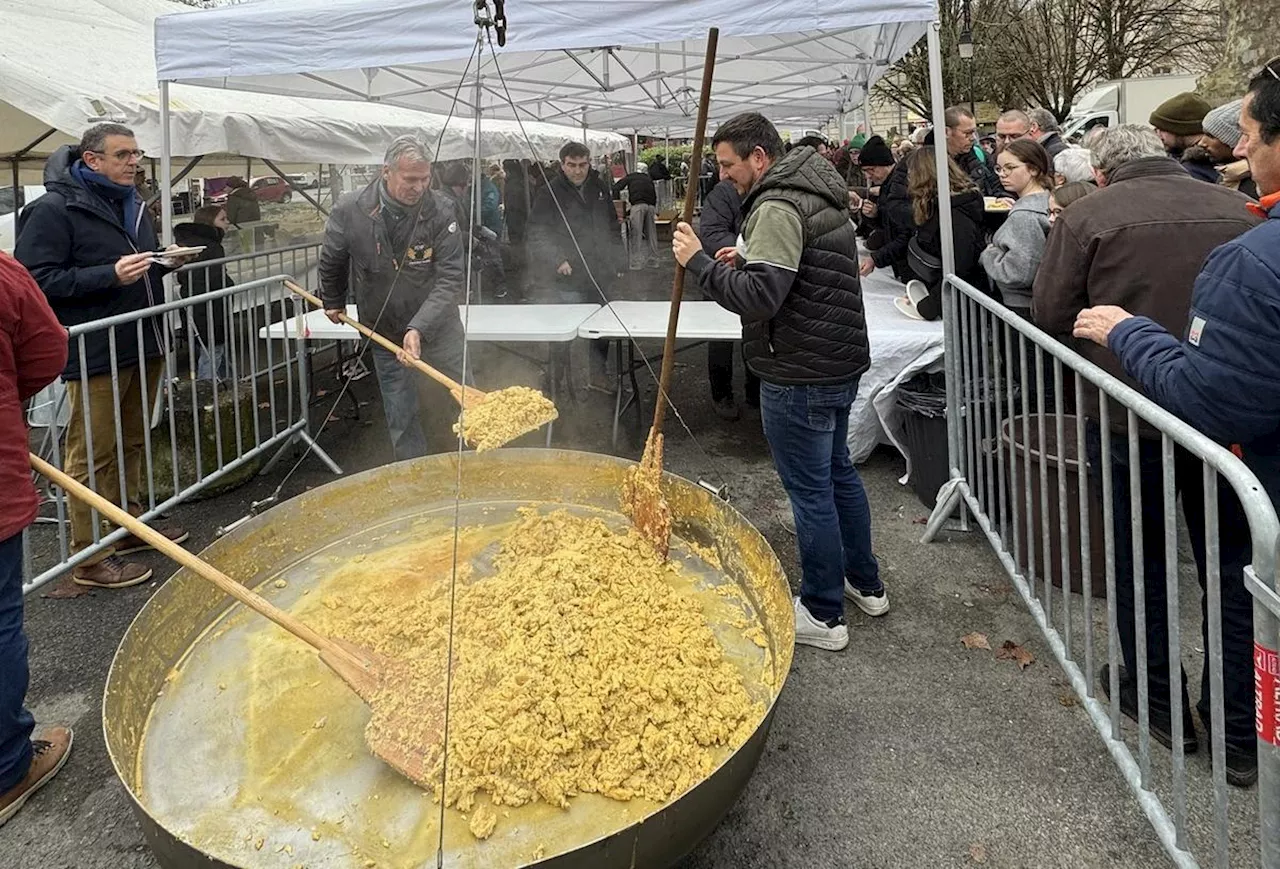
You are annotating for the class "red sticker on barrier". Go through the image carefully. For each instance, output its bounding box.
[1255,642,1280,745]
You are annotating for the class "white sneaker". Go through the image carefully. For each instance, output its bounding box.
[793,597,849,651]
[844,580,890,617]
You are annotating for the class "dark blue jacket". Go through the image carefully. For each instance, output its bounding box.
[1109,200,1280,505]
[15,146,167,381]
[698,180,741,256]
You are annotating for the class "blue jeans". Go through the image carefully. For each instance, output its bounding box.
[371,327,467,462]
[0,532,34,792]
[760,380,880,621]
[196,344,227,382]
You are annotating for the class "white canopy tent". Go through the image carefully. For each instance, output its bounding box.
[1,0,627,188]
[154,0,933,135]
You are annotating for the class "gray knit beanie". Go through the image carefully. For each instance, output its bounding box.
[1201,99,1243,148]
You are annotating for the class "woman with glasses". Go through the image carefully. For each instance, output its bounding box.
[980,138,1052,319]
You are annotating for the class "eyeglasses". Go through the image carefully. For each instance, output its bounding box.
[89,148,145,161]
[994,163,1024,175]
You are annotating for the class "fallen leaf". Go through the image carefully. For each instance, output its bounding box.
[326,414,340,424]
[1058,693,1078,707]
[258,402,271,409]
[960,632,991,650]
[315,388,329,397]
[40,578,92,599]
[997,640,1035,669]
[912,516,928,525]
[969,842,988,864]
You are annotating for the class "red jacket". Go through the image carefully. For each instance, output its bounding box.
[1,251,68,542]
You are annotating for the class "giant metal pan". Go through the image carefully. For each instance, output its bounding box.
[103,449,794,868]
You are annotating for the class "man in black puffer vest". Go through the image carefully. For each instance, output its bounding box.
[674,112,885,652]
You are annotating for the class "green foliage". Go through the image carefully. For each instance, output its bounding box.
[638,143,697,167]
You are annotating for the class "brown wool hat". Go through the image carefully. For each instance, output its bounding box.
[1149,92,1212,136]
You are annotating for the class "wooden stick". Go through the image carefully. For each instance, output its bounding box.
[30,453,339,658]
[286,280,480,401]
[650,28,719,437]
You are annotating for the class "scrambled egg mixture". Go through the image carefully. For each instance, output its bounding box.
[324,508,763,840]
[453,387,558,452]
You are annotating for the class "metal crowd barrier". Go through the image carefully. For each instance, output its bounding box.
[924,274,1280,868]
[22,272,341,594]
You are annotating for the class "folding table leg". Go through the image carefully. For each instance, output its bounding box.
[612,339,624,450]
[545,344,555,448]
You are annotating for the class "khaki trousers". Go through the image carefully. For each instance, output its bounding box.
[62,364,163,564]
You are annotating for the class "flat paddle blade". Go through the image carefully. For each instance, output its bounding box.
[623,428,671,559]
[454,386,559,452]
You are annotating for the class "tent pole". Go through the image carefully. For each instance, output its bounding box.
[925,19,962,494]
[261,158,330,217]
[863,91,873,136]
[9,128,57,208]
[159,82,175,263]
[474,73,485,304]
[9,159,17,208]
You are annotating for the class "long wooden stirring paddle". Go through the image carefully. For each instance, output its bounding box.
[30,453,441,787]
[623,28,720,558]
[287,280,556,450]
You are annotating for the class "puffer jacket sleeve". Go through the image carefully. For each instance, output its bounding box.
[317,197,353,310]
[1109,241,1280,444]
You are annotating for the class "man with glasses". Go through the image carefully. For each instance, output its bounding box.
[994,109,1032,153]
[1071,59,1280,787]
[15,124,191,590]
[932,106,1003,197]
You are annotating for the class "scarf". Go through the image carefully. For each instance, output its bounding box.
[71,160,141,241]
[1247,190,1280,221]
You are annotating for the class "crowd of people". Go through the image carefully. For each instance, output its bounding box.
[2,56,1279,829]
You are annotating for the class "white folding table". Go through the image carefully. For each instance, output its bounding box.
[578,301,742,447]
[260,303,601,446]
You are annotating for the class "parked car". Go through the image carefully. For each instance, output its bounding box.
[285,172,318,189]
[249,176,293,204]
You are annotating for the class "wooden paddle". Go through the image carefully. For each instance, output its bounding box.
[623,29,719,558]
[286,280,557,450]
[30,453,440,788]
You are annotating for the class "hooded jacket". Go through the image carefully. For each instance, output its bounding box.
[15,145,167,381]
[686,146,869,385]
[868,158,914,281]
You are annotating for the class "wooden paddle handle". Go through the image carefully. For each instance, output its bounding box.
[30,453,336,656]
[285,280,464,394]
[651,28,719,436]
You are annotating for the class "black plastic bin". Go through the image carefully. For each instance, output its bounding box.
[898,372,949,508]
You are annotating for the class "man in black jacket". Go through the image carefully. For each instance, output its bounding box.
[697,179,759,419]
[15,123,191,590]
[932,106,1004,198]
[612,163,659,269]
[528,142,621,387]
[319,136,466,460]
[673,113,886,652]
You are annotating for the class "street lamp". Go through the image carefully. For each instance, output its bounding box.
[958,0,976,118]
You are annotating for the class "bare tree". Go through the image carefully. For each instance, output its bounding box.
[1082,0,1224,79]
[997,0,1096,119]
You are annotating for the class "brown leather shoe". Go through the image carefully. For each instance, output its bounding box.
[72,555,152,589]
[114,525,190,555]
[0,726,73,828]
